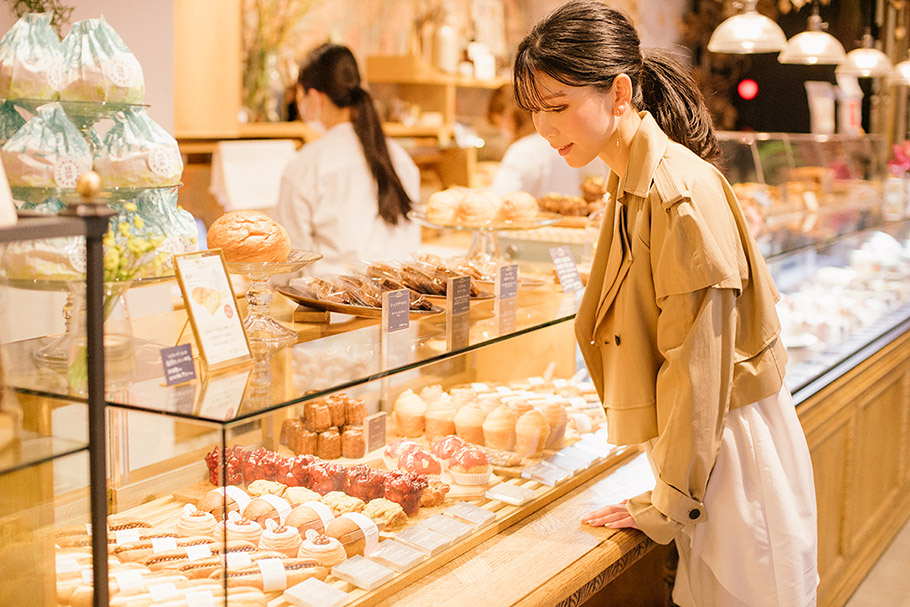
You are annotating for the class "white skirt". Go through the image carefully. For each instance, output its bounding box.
[661,387,818,607]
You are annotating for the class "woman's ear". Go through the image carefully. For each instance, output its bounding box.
[612,74,633,114]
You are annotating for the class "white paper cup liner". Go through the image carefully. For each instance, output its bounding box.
[449,468,493,486]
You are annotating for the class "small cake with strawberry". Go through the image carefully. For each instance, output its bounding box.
[383,437,421,470]
[447,446,492,485]
[431,435,467,462]
[398,448,442,478]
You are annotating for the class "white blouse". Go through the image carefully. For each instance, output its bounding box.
[276,122,421,273]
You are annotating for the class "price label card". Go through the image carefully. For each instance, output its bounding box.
[495,264,519,299]
[161,343,196,386]
[382,289,410,333]
[443,501,497,528]
[330,555,395,591]
[549,245,584,293]
[148,583,179,602]
[544,450,590,474]
[419,514,472,542]
[174,250,250,371]
[113,570,145,593]
[55,556,80,574]
[368,540,426,572]
[226,551,252,569]
[284,577,350,607]
[521,461,571,487]
[115,528,141,545]
[394,525,452,556]
[184,543,213,561]
[363,412,387,454]
[484,483,535,506]
[446,275,472,315]
[184,590,216,607]
[152,537,178,553]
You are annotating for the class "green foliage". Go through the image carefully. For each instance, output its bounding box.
[6,0,74,36]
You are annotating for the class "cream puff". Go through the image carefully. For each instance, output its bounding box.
[175,504,218,538]
[258,519,302,558]
[297,528,347,568]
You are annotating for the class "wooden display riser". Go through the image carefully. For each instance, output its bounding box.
[113,446,638,607]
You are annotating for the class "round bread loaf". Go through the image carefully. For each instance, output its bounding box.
[207,210,291,262]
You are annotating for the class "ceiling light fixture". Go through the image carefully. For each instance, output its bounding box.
[778,0,846,65]
[707,0,787,55]
[837,29,894,78]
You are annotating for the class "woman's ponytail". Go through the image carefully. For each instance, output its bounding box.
[638,50,720,163]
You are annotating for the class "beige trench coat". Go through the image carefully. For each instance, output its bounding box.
[575,113,788,543]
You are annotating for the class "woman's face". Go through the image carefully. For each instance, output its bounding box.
[530,72,616,168]
[296,85,321,123]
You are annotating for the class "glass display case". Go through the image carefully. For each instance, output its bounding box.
[717,131,890,258]
[3,277,629,606]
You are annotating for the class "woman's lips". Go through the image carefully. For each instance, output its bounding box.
[557,143,573,156]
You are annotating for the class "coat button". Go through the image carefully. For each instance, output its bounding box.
[688,509,700,520]
[614,335,621,346]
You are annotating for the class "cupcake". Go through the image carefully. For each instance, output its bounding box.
[258,519,302,557]
[431,435,467,462]
[536,400,568,450]
[393,389,427,437]
[482,405,517,451]
[514,409,550,458]
[447,446,492,485]
[419,384,445,403]
[222,512,262,545]
[383,437,422,470]
[424,393,457,441]
[176,504,218,537]
[454,402,487,445]
[297,529,347,568]
[477,395,503,417]
[397,449,442,478]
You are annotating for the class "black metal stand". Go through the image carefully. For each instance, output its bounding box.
[60,201,115,607]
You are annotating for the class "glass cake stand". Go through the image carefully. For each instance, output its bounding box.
[225,249,323,346]
[408,209,561,263]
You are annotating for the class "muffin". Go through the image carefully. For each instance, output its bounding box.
[454,402,487,445]
[424,393,457,441]
[482,404,517,451]
[536,400,568,450]
[514,409,550,458]
[393,389,427,437]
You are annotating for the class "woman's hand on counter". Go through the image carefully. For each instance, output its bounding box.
[581,500,640,530]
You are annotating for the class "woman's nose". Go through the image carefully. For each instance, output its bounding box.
[533,112,557,139]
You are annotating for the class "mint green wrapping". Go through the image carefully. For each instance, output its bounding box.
[0,13,63,99]
[93,107,183,187]
[0,101,92,188]
[60,16,144,103]
[1,196,84,281]
[0,101,26,144]
[135,188,199,259]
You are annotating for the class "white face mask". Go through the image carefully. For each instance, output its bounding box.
[305,120,326,134]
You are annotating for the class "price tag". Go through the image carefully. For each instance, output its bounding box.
[381,289,410,333]
[495,297,518,334]
[184,590,216,607]
[283,577,350,607]
[161,343,196,386]
[258,558,288,592]
[445,307,470,350]
[330,555,395,591]
[115,528,141,545]
[544,450,590,474]
[549,245,584,293]
[152,537,178,553]
[225,551,252,568]
[148,582,179,602]
[362,412,387,454]
[419,514,472,542]
[184,543,213,561]
[368,540,426,572]
[443,502,497,528]
[521,461,571,487]
[394,525,452,556]
[484,483,535,506]
[55,556,80,574]
[446,275,472,315]
[495,264,519,299]
[113,570,145,593]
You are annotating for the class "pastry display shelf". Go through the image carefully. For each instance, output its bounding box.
[0,428,86,477]
[1,97,148,132]
[10,183,181,206]
[3,285,581,422]
[109,444,636,607]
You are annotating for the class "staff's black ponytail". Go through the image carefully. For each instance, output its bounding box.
[513,0,720,163]
[298,44,412,224]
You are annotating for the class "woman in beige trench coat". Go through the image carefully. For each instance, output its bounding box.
[512,2,818,606]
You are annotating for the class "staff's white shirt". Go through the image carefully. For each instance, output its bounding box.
[276,121,421,273]
[491,132,610,197]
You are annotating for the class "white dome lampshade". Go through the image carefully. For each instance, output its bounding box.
[837,32,894,78]
[707,0,787,54]
[778,4,846,65]
[891,58,910,85]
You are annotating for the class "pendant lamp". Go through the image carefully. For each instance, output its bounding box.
[891,57,910,85]
[837,30,894,78]
[778,1,845,65]
[707,0,787,54]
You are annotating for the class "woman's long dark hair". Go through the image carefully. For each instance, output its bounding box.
[513,0,720,162]
[298,43,412,224]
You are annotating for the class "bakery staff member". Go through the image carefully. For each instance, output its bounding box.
[276,44,420,273]
[487,84,608,198]
[514,3,818,606]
